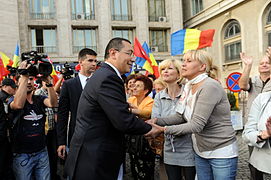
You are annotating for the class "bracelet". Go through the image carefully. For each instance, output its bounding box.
[45,83,53,87]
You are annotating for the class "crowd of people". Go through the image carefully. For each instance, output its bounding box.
[0,37,271,180]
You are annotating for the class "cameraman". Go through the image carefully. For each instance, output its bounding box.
[57,48,97,159]
[9,61,58,180]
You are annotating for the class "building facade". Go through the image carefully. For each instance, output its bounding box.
[0,0,184,64]
[0,1,20,57]
[182,0,271,86]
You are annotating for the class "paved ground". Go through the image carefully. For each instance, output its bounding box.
[123,131,256,180]
[57,130,270,179]
[236,130,250,180]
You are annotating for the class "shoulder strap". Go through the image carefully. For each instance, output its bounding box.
[11,109,24,128]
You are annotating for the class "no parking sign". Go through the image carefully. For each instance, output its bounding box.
[226,72,242,92]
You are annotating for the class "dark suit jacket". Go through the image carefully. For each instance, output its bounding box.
[65,63,152,180]
[57,76,83,146]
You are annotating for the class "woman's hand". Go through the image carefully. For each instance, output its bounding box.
[144,123,165,139]
[146,118,158,124]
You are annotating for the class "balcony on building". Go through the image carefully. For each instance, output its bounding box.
[30,12,55,19]
[72,46,97,53]
[31,46,57,53]
[111,14,132,21]
[71,13,95,20]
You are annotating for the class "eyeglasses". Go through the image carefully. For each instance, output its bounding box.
[115,49,134,57]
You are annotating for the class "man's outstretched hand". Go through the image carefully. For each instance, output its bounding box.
[145,123,164,139]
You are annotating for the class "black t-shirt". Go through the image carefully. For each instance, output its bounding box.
[11,95,47,153]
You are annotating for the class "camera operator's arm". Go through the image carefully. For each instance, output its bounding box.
[43,76,58,108]
[53,74,63,93]
[10,61,29,110]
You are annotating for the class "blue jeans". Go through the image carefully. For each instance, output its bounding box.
[13,148,50,180]
[195,153,238,180]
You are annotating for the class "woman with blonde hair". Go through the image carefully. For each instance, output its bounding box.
[147,50,238,180]
[152,59,195,180]
[153,78,166,94]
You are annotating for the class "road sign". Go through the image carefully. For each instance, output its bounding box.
[226,72,242,92]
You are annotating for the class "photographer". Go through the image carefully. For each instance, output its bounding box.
[57,48,97,160]
[9,60,58,180]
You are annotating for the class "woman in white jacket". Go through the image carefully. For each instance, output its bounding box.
[243,91,271,177]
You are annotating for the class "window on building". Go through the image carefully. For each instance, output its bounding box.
[267,8,271,24]
[192,0,203,15]
[223,20,242,62]
[111,0,132,21]
[71,0,95,20]
[268,32,271,46]
[31,28,57,53]
[224,21,241,39]
[224,41,241,62]
[29,0,55,19]
[112,29,134,43]
[149,29,168,52]
[72,28,97,53]
[148,0,166,22]
[266,8,271,46]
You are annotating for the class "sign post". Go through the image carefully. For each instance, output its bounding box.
[226,72,242,92]
[226,72,243,130]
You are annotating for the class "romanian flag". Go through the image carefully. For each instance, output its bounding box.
[134,38,159,78]
[47,57,59,85]
[124,63,135,77]
[0,52,13,67]
[171,29,215,56]
[12,43,20,68]
[0,58,9,80]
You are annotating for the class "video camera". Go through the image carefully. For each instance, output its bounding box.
[19,51,52,77]
[6,66,18,77]
[61,62,74,80]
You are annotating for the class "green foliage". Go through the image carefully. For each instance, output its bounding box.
[227,93,240,111]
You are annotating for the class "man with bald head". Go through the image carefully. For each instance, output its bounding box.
[239,48,271,180]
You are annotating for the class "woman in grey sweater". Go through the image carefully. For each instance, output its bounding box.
[146,50,238,180]
[152,59,195,180]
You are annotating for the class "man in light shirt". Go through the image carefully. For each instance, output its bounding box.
[57,48,97,159]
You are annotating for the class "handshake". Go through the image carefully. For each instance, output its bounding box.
[144,118,165,139]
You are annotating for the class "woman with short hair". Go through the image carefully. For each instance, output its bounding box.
[146,50,238,180]
[127,75,156,180]
[152,59,195,180]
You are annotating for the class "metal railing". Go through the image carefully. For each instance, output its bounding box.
[32,46,57,53]
[30,13,55,19]
[72,46,97,53]
[148,15,166,22]
[71,13,95,20]
[111,14,132,21]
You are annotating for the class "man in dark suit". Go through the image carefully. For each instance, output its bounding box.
[57,48,97,159]
[65,38,157,180]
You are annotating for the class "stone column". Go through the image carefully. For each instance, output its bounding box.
[97,0,111,57]
[56,0,72,58]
